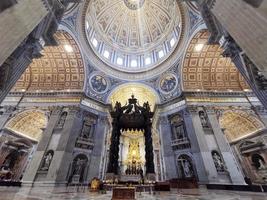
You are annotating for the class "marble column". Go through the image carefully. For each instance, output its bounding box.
[158,116,177,180]
[183,109,209,184]
[87,115,108,181]
[48,107,82,184]
[207,109,245,184]
[188,107,218,183]
[22,107,61,185]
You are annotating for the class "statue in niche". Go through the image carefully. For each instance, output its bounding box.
[57,112,67,128]
[212,151,225,172]
[199,111,209,128]
[183,159,193,178]
[251,154,267,170]
[41,151,53,171]
[259,159,267,170]
[73,158,86,175]
[80,123,91,139]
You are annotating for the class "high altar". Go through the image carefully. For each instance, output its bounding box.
[106,95,155,182]
[119,129,145,181]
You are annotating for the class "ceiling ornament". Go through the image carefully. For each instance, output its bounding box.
[12,31,85,92]
[5,110,48,141]
[84,0,183,72]
[124,0,145,10]
[219,110,265,143]
[89,73,109,94]
[182,30,249,91]
[159,73,178,94]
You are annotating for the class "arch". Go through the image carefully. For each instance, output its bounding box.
[12,30,85,92]
[107,83,160,110]
[219,110,265,143]
[5,110,48,141]
[69,154,89,183]
[182,29,249,91]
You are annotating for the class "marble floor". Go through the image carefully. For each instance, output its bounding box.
[0,186,266,200]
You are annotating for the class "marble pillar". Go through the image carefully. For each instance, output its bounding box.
[183,110,209,183]
[22,108,61,185]
[158,116,177,180]
[207,110,245,184]
[188,107,218,183]
[48,107,82,185]
[87,115,108,181]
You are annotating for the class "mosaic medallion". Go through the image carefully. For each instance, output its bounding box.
[159,73,178,93]
[90,74,108,93]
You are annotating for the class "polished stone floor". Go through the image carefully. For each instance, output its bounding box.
[0,186,266,200]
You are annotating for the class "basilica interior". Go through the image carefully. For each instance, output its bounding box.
[0,0,267,199]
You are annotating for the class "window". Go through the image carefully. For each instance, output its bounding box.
[103,50,110,59]
[170,38,176,47]
[158,50,164,59]
[145,57,151,65]
[92,38,98,48]
[131,59,137,67]
[117,57,123,65]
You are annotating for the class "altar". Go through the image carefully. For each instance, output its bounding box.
[106,95,155,181]
[112,187,135,200]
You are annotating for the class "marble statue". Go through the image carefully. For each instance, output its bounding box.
[199,111,208,128]
[42,152,53,170]
[74,158,85,175]
[212,152,225,171]
[183,160,193,178]
[258,159,267,170]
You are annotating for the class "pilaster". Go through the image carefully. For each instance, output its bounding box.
[187,106,218,183]
[22,107,61,184]
[206,108,245,184]
[158,116,177,180]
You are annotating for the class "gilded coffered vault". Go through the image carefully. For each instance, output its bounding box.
[12,31,85,92]
[219,110,265,143]
[182,30,249,91]
[5,110,48,141]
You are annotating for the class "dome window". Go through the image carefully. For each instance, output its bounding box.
[145,57,151,65]
[103,50,110,59]
[131,59,137,67]
[117,57,123,65]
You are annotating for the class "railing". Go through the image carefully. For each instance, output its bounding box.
[171,138,191,150]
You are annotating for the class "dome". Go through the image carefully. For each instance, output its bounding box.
[84,0,183,72]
